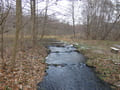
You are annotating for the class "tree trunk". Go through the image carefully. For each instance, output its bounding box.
[0,2,11,69]
[0,24,4,69]
[20,18,24,51]
[72,1,76,38]
[31,0,36,47]
[12,0,22,70]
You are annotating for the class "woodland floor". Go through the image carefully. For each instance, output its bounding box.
[0,39,47,90]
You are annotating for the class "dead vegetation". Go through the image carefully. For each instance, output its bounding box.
[0,40,47,89]
[84,51,120,89]
[0,0,120,89]
[58,37,120,89]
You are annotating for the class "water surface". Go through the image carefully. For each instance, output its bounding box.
[38,45,111,90]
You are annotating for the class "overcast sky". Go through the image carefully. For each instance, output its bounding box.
[10,0,119,24]
[20,0,83,24]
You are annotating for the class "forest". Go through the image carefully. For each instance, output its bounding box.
[0,0,120,90]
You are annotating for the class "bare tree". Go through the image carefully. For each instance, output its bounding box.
[40,0,49,40]
[82,0,120,40]
[0,0,11,68]
[12,0,22,70]
[31,0,36,47]
[71,1,76,38]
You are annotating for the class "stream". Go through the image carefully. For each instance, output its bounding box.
[37,43,111,90]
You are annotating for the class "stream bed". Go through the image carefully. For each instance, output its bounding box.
[37,44,111,90]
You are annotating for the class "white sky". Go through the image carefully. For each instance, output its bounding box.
[10,0,120,24]
[21,0,83,24]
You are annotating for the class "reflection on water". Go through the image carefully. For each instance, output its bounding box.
[38,45,111,90]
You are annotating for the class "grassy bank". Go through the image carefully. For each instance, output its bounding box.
[58,37,120,89]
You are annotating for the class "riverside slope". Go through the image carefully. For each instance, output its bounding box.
[38,43,111,90]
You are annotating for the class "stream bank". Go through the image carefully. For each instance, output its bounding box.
[37,41,111,90]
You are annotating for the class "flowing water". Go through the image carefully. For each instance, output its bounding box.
[37,44,111,90]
